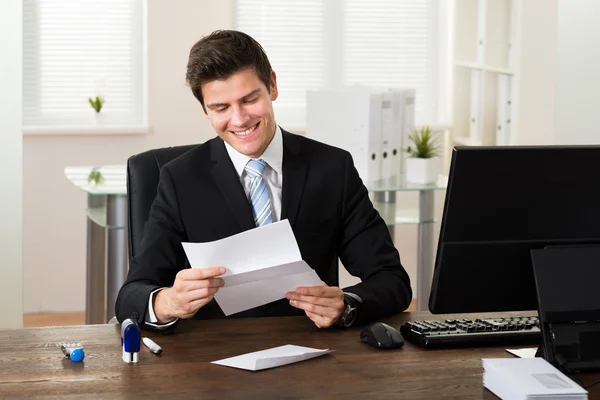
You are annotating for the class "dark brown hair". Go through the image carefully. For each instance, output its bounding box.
[186,30,273,112]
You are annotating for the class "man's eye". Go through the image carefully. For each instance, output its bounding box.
[245,97,258,104]
[216,107,227,113]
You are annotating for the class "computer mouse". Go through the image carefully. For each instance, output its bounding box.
[360,322,405,349]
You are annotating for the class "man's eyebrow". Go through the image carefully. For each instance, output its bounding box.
[240,88,261,100]
[206,88,262,109]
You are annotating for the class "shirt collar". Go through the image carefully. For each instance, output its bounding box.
[224,125,283,177]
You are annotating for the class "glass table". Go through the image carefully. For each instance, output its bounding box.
[65,166,127,325]
[366,175,448,311]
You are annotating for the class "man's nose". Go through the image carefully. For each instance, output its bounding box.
[230,106,250,126]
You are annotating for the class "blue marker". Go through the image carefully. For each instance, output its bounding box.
[121,318,141,363]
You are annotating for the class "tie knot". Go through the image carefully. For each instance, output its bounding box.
[245,159,268,178]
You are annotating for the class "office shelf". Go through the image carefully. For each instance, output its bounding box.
[454,60,515,76]
[453,0,517,147]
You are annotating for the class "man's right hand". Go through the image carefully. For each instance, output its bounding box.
[153,267,226,323]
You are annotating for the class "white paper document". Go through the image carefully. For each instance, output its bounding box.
[506,348,538,358]
[182,220,323,315]
[483,358,587,399]
[212,345,332,371]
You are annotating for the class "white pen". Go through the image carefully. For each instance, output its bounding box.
[142,337,162,354]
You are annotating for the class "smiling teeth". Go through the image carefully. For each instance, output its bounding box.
[233,124,257,136]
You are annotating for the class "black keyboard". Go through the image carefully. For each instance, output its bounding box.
[400,316,541,348]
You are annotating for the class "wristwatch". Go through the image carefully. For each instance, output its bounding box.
[338,294,359,328]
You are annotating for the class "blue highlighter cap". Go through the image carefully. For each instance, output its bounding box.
[70,348,85,362]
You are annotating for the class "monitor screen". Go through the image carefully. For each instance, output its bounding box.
[429,145,600,314]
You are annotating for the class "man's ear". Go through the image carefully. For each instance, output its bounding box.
[270,70,278,101]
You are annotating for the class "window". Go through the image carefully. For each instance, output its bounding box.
[236,0,451,129]
[23,0,145,130]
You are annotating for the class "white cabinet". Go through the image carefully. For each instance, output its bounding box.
[453,0,517,146]
[452,0,559,147]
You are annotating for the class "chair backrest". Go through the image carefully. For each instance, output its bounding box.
[127,144,197,260]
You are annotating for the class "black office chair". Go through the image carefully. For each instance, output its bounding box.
[106,145,197,325]
[126,144,197,260]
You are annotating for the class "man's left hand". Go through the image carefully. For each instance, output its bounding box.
[286,284,345,328]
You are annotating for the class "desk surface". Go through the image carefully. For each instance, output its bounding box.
[1,312,598,399]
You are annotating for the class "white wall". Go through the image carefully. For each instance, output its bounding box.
[555,0,600,145]
[23,0,232,312]
[0,0,24,328]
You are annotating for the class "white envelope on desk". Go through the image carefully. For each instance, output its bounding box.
[212,344,332,371]
[483,358,587,399]
[182,220,323,316]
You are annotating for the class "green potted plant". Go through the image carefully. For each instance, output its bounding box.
[405,126,441,184]
[89,77,106,123]
[88,96,104,113]
[89,96,104,124]
[88,167,104,186]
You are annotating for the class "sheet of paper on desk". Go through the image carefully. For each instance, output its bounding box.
[212,345,332,371]
[506,348,538,358]
[182,220,323,316]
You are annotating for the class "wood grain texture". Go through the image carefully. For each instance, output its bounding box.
[1,312,597,399]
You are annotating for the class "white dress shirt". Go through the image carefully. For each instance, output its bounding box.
[146,127,284,328]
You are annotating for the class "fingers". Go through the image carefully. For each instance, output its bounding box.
[174,268,226,293]
[287,285,345,328]
[165,266,227,319]
[286,285,343,307]
[305,311,330,329]
[179,296,215,317]
[286,292,341,307]
[293,285,341,298]
[158,283,220,321]
[185,278,225,291]
[178,267,226,281]
[288,299,341,320]
[179,287,220,304]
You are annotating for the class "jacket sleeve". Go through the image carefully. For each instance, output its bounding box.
[115,165,187,329]
[338,152,413,325]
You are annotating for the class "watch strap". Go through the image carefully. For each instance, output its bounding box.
[339,293,359,328]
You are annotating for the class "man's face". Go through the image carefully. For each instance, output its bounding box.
[202,68,278,159]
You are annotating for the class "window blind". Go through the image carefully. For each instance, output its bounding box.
[235,0,440,129]
[344,0,430,120]
[236,0,324,129]
[23,0,145,127]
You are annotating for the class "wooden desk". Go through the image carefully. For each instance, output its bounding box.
[1,312,598,399]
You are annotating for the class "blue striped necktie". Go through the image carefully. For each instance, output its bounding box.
[245,159,273,227]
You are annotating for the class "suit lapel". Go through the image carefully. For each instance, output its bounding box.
[209,138,255,231]
[281,130,308,228]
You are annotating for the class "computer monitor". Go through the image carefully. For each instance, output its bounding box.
[429,145,600,314]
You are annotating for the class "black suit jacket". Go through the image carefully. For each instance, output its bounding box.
[115,129,412,327]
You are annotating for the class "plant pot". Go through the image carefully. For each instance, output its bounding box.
[94,112,105,125]
[405,157,440,184]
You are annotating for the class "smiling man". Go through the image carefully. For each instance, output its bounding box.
[115,30,412,330]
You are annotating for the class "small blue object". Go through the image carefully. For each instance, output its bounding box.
[61,343,85,362]
[70,347,85,362]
